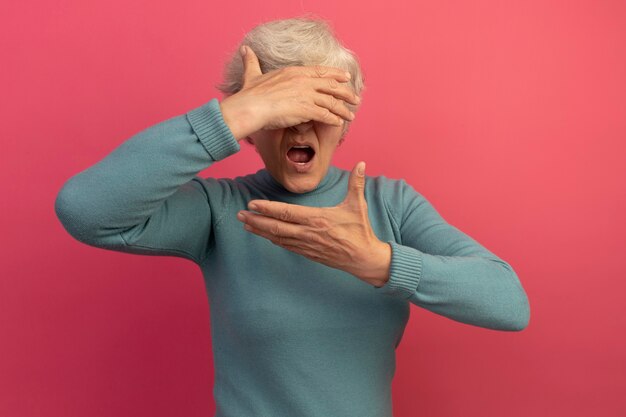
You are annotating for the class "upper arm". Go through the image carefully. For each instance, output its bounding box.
[398,180,504,262]
[117,177,215,265]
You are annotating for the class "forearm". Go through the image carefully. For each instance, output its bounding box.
[377,242,530,331]
[55,98,239,243]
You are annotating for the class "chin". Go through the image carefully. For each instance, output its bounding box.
[281,174,321,194]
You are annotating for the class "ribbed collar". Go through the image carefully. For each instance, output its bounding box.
[252,165,344,197]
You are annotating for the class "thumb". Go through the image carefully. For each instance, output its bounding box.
[344,161,367,207]
[240,45,262,88]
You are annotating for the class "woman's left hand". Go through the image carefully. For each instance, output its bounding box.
[236,161,391,287]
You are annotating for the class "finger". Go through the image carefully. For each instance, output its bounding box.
[312,95,354,124]
[299,65,352,83]
[308,103,346,127]
[240,45,262,88]
[344,161,367,207]
[311,77,361,106]
[238,211,305,239]
[242,223,313,250]
[247,200,324,226]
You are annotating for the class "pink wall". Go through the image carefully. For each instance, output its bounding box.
[2,1,625,416]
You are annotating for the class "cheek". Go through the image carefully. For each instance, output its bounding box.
[320,136,342,156]
[253,136,282,157]
[262,147,285,167]
[315,126,343,150]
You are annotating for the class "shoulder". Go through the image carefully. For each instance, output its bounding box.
[362,171,420,202]
[191,175,235,195]
[359,171,428,226]
[193,170,266,201]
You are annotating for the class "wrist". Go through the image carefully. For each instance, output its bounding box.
[218,97,258,141]
[356,240,391,287]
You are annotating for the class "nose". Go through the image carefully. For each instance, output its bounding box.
[288,121,313,134]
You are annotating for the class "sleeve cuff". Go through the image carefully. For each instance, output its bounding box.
[373,241,423,299]
[186,98,240,161]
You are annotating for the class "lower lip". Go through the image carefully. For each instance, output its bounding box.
[285,153,316,173]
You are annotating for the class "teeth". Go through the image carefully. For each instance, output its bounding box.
[292,145,310,149]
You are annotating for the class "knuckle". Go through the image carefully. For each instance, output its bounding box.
[303,231,318,243]
[296,98,310,111]
[270,223,281,236]
[328,95,338,110]
[314,65,328,76]
[310,216,330,229]
[291,73,306,83]
[327,78,339,89]
[310,233,326,246]
[309,252,323,261]
[282,67,298,80]
[322,108,333,121]
[279,208,292,221]
[326,227,344,241]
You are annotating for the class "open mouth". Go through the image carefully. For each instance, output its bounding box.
[286,145,316,165]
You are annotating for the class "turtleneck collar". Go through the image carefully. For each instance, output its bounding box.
[253,165,344,197]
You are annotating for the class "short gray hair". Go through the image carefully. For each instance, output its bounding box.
[215,14,366,141]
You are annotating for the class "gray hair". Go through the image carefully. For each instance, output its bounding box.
[215,14,366,142]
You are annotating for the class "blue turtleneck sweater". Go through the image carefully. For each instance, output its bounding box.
[54,98,530,417]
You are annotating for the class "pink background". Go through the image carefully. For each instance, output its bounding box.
[2,1,625,416]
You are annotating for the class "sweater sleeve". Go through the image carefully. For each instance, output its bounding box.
[54,98,239,266]
[374,180,531,331]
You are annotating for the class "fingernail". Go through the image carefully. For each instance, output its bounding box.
[237,211,245,220]
[358,162,365,176]
[345,71,351,79]
[240,45,247,56]
[248,202,258,211]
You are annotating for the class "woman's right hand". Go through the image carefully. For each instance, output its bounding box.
[219,45,361,141]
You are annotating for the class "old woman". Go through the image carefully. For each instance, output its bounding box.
[55,15,530,417]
